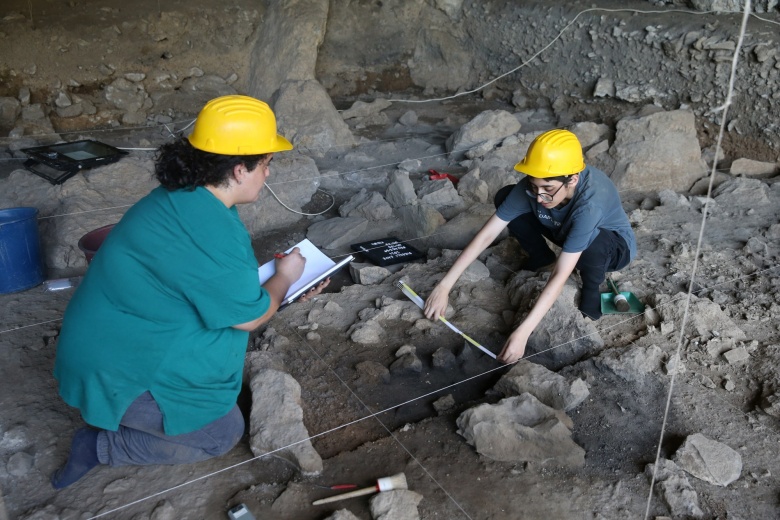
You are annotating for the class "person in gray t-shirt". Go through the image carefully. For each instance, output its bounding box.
[424,129,636,364]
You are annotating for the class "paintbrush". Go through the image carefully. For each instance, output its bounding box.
[607,276,630,312]
[394,280,497,360]
[312,473,408,505]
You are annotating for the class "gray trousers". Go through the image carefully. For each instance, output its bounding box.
[96,391,244,466]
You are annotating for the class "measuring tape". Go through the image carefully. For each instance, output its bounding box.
[395,280,497,360]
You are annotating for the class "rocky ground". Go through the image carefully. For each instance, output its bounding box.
[2,1,780,520]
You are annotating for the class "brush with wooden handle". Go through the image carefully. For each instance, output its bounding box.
[607,276,630,312]
[312,473,408,506]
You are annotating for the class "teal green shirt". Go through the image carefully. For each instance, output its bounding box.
[54,186,270,435]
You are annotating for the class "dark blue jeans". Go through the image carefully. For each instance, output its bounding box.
[495,185,631,319]
[96,391,244,466]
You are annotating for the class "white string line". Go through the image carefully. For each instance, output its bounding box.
[644,1,752,518]
[23,158,708,228]
[2,258,774,343]
[0,171,759,338]
[263,185,336,216]
[0,318,62,335]
[84,363,508,519]
[1,6,773,156]
[520,265,777,364]
[389,6,778,105]
[36,204,133,220]
[78,261,778,519]
[294,326,475,520]
[0,3,765,512]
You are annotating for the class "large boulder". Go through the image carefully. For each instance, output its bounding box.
[273,80,355,155]
[609,110,707,192]
[409,27,475,93]
[0,158,158,271]
[446,110,521,160]
[248,0,329,101]
[506,275,604,369]
[673,433,742,487]
[247,367,323,476]
[427,203,502,251]
[239,153,320,234]
[456,393,585,467]
[494,360,589,411]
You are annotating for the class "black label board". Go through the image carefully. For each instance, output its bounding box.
[351,237,425,267]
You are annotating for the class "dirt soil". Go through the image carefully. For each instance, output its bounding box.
[2,1,780,520]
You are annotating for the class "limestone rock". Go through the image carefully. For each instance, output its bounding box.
[339,189,393,220]
[427,203,499,251]
[729,158,778,178]
[610,110,707,192]
[569,121,610,149]
[446,110,521,160]
[713,178,772,208]
[433,394,456,414]
[273,79,355,154]
[654,292,745,341]
[432,347,457,369]
[239,153,320,233]
[457,170,489,204]
[416,179,464,213]
[350,262,391,285]
[323,509,361,520]
[390,352,423,375]
[350,321,385,344]
[646,459,704,519]
[594,344,664,382]
[506,276,604,369]
[457,393,585,467]
[369,489,424,520]
[341,98,392,120]
[494,360,589,411]
[386,170,418,208]
[248,0,328,100]
[397,204,445,238]
[307,216,369,249]
[673,433,742,487]
[409,27,475,94]
[249,369,323,476]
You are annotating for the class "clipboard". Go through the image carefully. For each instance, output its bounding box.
[258,239,353,306]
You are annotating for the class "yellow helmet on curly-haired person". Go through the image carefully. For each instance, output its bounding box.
[514,129,585,178]
[188,95,293,156]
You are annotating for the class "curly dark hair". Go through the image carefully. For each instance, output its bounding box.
[154,138,266,191]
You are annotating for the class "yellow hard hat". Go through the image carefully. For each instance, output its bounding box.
[514,129,585,178]
[188,95,293,155]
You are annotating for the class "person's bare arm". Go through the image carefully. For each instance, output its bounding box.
[424,215,509,320]
[497,251,581,363]
[232,247,306,331]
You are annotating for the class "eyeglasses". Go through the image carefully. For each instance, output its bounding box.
[525,181,566,203]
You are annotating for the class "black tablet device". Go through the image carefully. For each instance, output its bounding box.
[21,140,127,185]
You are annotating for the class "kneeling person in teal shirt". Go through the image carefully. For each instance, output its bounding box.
[51,95,326,489]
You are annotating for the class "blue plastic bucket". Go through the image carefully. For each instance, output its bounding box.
[0,207,45,294]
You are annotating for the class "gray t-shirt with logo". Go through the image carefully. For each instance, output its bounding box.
[495,166,637,261]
